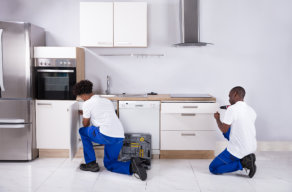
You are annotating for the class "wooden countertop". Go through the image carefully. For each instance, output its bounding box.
[105,94,216,102]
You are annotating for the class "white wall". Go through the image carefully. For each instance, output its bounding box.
[1,0,292,141]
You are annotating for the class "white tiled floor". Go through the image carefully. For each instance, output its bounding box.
[0,152,292,192]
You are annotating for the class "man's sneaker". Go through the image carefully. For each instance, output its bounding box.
[80,161,100,172]
[131,157,147,181]
[240,153,256,169]
[240,153,256,178]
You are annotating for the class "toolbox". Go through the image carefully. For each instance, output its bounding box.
[120,133,152,169]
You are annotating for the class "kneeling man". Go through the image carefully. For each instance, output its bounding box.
[73,80,147,181]
[210,86,257,178]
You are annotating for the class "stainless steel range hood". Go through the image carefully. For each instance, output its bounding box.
[175,0,211,46]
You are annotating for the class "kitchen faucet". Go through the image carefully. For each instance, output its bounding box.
[105,75,110,95]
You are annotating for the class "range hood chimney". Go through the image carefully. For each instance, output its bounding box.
[175,0,211,46]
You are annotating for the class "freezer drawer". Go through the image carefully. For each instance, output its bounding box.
[0,99,32,123]
[0,123,31,160]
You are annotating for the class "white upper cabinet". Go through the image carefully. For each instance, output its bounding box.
[80,2,147,47]
[114,2,147,47]
[80,2,113,47]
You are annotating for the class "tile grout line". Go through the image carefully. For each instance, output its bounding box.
[90,169,102,192]
[189,160,202,192]
[33,158,68,192]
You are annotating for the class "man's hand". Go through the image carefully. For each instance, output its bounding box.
[214,112,220,120]
[79,110,83,115]
[214,111,230,133]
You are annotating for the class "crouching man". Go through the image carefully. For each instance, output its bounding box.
[209,86,257,178]
[73,80,147,181]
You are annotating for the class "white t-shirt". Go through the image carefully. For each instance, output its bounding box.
[82,95,124,138]
[223,101,257,159]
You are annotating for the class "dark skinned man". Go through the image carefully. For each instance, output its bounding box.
[209,86,257,178]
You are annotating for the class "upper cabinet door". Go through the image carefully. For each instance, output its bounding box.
[80,2,113,47]
[114,2,147,47]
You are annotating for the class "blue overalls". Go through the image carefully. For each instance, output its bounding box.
[209,128,243,174]
[79,126,131,175]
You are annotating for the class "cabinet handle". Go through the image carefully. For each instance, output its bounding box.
[115,41,131,45]
[37,103,52,106]
[181,113,196,116]
[135,105,143,107]
[97,42,111,45]
[181,133,196,136]
[183,106,198,108]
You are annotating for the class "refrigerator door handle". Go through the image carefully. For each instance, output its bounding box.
[0,124,26,129]
[0,29,5,92]
[0,118,25,124]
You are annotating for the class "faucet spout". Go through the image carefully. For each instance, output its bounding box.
[105,75,110,95]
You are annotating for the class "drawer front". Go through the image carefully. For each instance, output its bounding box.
[161,113,217,131]
[161,130,216,150]
[161,103,219,114]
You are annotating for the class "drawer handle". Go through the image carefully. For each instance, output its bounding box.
[181,133,196,136]
[181,113,196,116]
[37,103,52,106]
[135,105,143,107]
[183,106,198,108]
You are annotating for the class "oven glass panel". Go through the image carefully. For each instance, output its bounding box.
[36,68,76,100]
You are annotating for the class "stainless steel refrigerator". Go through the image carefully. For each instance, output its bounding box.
[0,21,45,160]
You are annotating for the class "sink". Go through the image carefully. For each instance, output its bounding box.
[98,94,116,98]
[117,94,147,98]
[98,93,148,98]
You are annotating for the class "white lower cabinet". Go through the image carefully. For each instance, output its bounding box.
[161,131,217,150]
[36,100,79,158]
[161,102,219,150]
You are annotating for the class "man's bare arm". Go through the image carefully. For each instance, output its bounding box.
[214,112,230,133]
[82,118,90,127]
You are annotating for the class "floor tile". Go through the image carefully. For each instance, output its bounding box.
[0,152,291,192]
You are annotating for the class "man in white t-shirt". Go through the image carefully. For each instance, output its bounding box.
[209,86,257,178]
[73,80,147,181]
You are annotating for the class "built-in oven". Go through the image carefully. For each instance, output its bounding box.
[35,58,76,100]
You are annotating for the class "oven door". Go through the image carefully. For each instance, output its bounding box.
[35,67,76,100]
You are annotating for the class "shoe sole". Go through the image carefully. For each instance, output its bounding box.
[249,164,256,178]
[80,166,100,172]
[133,159,147,181]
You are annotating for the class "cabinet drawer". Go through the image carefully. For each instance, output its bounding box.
[161,103,219,114]
[161,130,216,150]
[161,113,216,131]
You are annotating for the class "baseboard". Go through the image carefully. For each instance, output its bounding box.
[39,142,291,159]
[215,141,292,155]
[160,150,214,159]
[39,149,69,158]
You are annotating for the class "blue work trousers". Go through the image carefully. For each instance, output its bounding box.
[79,126,131,175]
[209,127,243,174]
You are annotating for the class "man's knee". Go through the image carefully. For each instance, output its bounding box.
[79,127,86,135]
[209,162,216,174]
[103,161,112,171]
[209,159,219,174]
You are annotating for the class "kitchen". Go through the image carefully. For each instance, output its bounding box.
[0,0,292,191]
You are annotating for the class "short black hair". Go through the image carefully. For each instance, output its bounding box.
[73,80,93,96]
[231,86,246,99]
